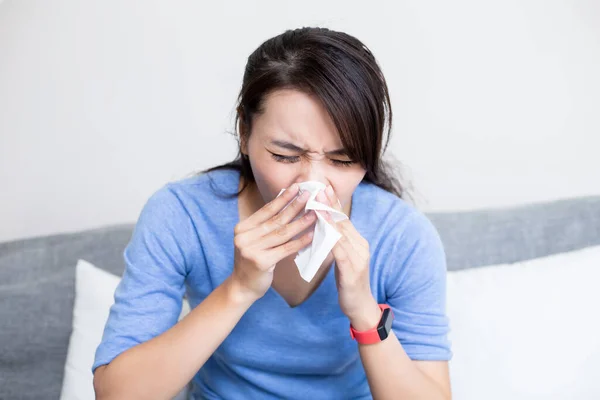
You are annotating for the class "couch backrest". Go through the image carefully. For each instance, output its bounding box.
[1,196,599,399]
[430,195,600,270]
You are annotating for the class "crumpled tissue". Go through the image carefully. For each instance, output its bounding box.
[276,181,348,282]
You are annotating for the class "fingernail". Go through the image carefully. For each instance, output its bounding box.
[326,185,333,196]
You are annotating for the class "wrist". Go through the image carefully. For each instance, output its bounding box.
[223,276,259,308]
[348,300,382,331]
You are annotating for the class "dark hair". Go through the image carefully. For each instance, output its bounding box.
[201,26,407,200]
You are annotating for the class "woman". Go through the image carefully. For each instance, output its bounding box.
[93,27,452,399]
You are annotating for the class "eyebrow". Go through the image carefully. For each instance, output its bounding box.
[269,140,348,156]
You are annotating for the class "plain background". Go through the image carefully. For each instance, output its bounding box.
[1,0,599,242]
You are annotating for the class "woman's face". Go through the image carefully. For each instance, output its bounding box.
[242,89,367,213]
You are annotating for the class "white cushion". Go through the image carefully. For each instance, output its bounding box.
[59,259,190,400]
[447,245,600,400]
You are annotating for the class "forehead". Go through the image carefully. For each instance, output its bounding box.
[258,89,342,149]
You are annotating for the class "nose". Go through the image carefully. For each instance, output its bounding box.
[295,157,327,185]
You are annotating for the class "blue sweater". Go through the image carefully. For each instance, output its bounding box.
[93,168,452,399]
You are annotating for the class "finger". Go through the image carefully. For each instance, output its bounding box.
[335,234,368,274]
[236,183,299,234]
[321,185,365,253]
[340,232,369,265]
[316,191,338,230]
[259,211,317,250]
[331,238,352,271]
[319,205,367,257]
[319,188,367,258]
[338,221,369,253]
[317,209,338,233]
[266,229,315,263]
[259,189,311,238]
[316,190,330,205]
[325,185,343,212]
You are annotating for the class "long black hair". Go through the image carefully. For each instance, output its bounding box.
[201,27,407,200]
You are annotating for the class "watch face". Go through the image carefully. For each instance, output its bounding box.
[377,308,393,340]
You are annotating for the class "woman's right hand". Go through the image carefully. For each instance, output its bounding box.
[230,183,316,302]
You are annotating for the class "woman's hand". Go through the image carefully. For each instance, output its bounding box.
[231,183,317,303]
[316,186,382,331]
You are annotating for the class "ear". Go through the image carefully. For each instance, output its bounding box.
[240,134,248,156]
[237,111,249,156]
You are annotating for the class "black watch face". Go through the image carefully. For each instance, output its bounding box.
[377,308,393,340]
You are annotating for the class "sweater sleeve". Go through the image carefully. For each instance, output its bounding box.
[92,185,202,372]
[382,210,453,361]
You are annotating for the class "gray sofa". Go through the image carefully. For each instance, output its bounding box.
[1,196,599,399]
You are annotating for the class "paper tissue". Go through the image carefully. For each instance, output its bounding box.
[276,181,348,282]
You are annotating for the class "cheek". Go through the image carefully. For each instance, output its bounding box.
[250,153,280,178]
[332,169,366,205]
[251,162,295,201]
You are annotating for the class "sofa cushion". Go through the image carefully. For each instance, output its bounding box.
[0,225,133,400]
[60,259,190,400]
[447,245,600,399]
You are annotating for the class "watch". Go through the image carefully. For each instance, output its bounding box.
[349,304,394,345]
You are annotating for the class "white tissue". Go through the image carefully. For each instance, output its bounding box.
[276,181,348,282]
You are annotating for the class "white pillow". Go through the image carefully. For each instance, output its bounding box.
[447,245,600,400]
[60,259,191,400]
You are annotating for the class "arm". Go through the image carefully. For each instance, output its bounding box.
[351,304,451,400]
[90,185,254,400]
[352,211,452,399]
[317,186,453,399]
[94,276,255,400]
[93,182,315,400]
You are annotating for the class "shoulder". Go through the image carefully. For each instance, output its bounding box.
[360,183,446,288]
[133,168,239,243]
[164,168,239,203]
[128,169,240,270]
[357,181,440,247]
[141,168,239,220]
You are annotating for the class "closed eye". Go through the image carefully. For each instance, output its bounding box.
[270,153,355,167]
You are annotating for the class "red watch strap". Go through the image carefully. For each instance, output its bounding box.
[349,304,391,345]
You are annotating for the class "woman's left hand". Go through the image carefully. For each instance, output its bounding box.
[316,185,382,331]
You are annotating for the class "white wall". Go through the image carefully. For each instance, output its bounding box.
[1,0,599,242]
